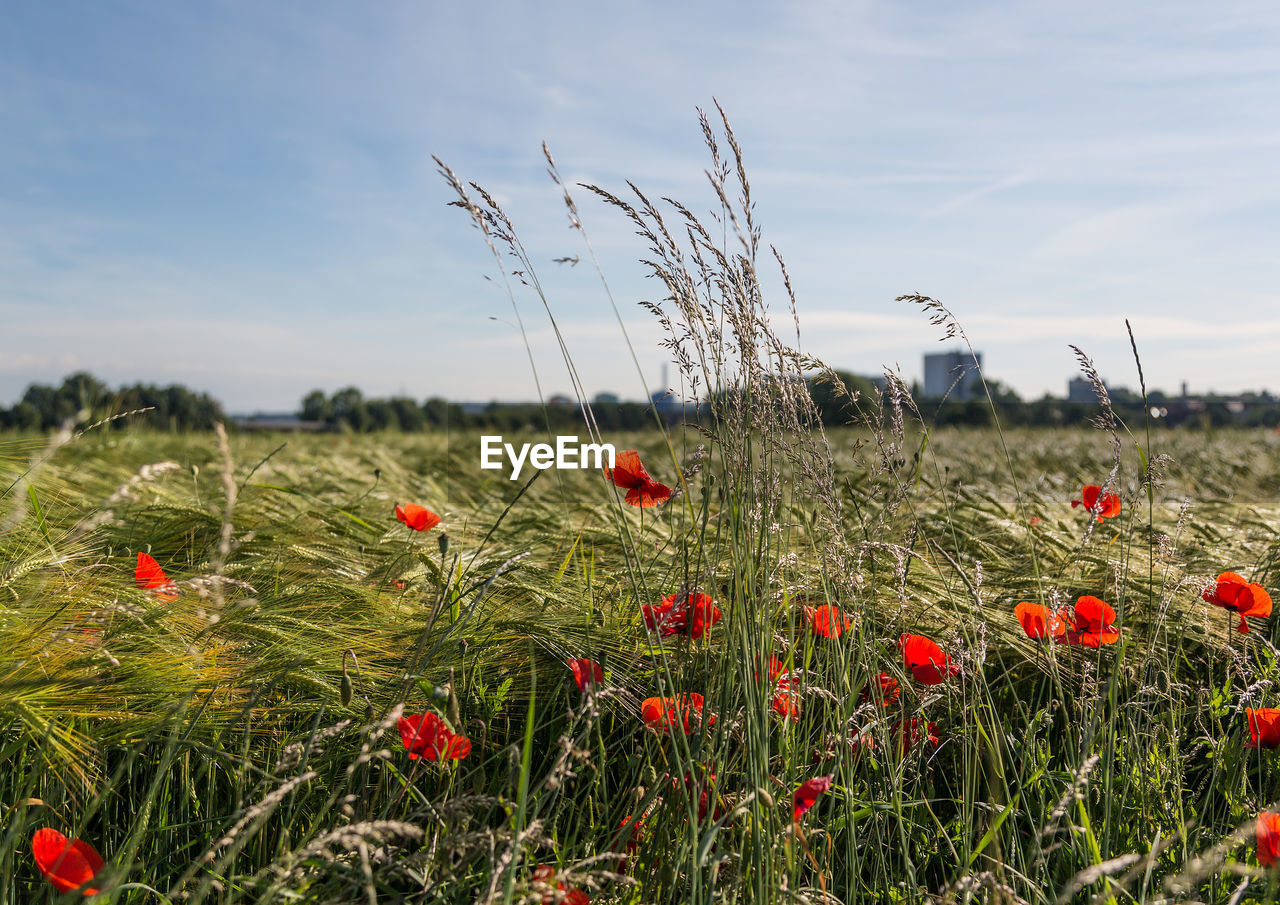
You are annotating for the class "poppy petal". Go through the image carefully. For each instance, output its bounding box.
[606,450,649,489]
[567,657,603,692]
[1246,708,1280,748]
[1015,601,1064,640]
[32,828,104,895]
[1259,812,1280,867]
[899,633,959,684]
[135,552,178,601]
[395,504,441,532]
[793,775,833,821]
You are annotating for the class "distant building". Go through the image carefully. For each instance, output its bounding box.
[1067,377,1099,403]
[1067,376,1124,403]
[548,394,574,407]
[232,413,328,432]
[923,350,983,401]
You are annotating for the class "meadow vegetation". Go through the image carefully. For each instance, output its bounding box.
[5,105,1280,904]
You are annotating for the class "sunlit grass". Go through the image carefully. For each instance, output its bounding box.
[1,424,1278,902]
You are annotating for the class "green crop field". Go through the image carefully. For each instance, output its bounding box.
[3,418,1280,904]
[7,112,1280,905]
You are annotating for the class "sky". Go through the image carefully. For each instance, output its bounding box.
[3,1,1280,412]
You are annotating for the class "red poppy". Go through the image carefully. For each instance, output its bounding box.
[1059,596,1120,647]
[804,604,852,639]
[31,828,104,896]
[612,815,646,870]
[793,775,833,822]
[1260,812,1280,867]
[757,655,802,720]
[135,552,178,602]
[641,693,713,734]
[605,450,671,508]
[397,712,471,760]
[1247,708,1280,749]
[670,766,719,820]
[1071,485,1121,521]
[395,504,441,532]
[898,634,960,685]
[1014,601,1065,641]
[1204,572,1273,634]
[641,591,721,640]
[895,717,940,756]
[860,672,901,708]
[531,865,590,905]
[566,658,603,692]
[771,680,802,722]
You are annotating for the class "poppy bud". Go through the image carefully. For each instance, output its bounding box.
[364,701,374,723]
[340,650,356,707]
[438,532,450,557]
[447,667,460,728]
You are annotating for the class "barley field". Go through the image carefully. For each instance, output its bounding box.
[3,417,1280,904]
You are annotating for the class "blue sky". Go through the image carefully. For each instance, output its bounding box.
[4,1,1280,411]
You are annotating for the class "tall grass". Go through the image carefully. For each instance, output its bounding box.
[3,106,1280,903]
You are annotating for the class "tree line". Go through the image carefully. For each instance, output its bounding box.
[0,373,225,432]
[3,372,1277,434]
[299,388,664,432]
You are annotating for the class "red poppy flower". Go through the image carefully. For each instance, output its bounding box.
[641,591,721,640]
[1071,485,1121,521]
[1247,708,1280,749]
[1059,596,1120,647]
[641,693,713,734]
[670,766,720,820]
[135,552,178,602]
[566,658,603,692]
[860,672,901,708]
[771,680,802,722]
[804,604,852,638]
[1015,601,1065,641]
[31,828,104,896]
[531,865,590,905]
[793,775,833,822]
[1260,812,1280,867]
[898,634,960,685]
[757,656,802,720]
[612,815,646,870]
[1204,572,1273,633]
[397,712,471,760]
[395,504,441,532]
[605,450,671,508]
[895,717,940,756]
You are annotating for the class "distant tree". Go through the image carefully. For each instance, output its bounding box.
[301,390,332,423]
[330,387,368,431]
[388,397,425,432]
[807,370,880,426]
[0,373,224,432]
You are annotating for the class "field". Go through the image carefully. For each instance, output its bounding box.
[7,110,1280,905]
[3,420,1280,904]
